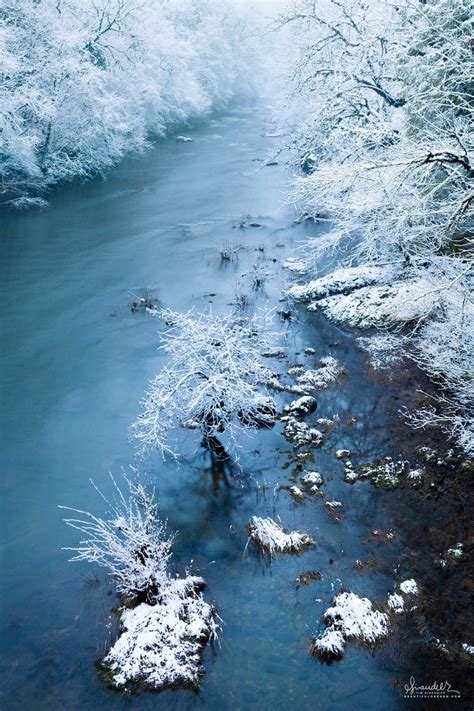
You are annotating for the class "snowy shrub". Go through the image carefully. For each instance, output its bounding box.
[131,309,278,459]
[61,475,218,691]
[60,475,172,601]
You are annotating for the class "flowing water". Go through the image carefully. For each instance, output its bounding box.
[0,100,442,710]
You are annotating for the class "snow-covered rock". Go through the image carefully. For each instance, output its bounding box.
[283,418,324,448]
[103,575,216,691]
[246,516,314,556]
[301,471,324,488]
[175,135,193,142]
[283,395,317,419]
[316,278,440,329]
[292,357,343,392]
[312,591,389,662]
[387,592,405,614]
[335,449,351,459]
[399,579,418,596]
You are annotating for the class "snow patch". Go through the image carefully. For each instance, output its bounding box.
[246,516,314,556]
[103,575,216,690]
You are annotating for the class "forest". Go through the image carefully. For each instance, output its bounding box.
[1,0,473,708]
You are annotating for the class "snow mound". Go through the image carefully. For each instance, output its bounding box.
[312,591,389,662]
[103,575,217,691]
[288,266,385,302]
[316,279,439,328]
[246,516,314,556]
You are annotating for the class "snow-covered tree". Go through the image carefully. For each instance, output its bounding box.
[1,0,259,206]
[60,474,172,601]
[131,309,278,460]
[281,0,473,451]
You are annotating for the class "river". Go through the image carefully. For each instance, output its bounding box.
[1,99,470,710]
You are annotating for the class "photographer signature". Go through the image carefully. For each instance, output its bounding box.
[404,676,461,698]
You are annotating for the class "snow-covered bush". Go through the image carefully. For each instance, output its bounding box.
[131,309,278,459]
[1,0,259,204]
[61,475,218,691]
[281,0,473,452]
[60,475,172,601]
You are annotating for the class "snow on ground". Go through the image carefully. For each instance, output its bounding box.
[312,279,439,328]
[246,516,314,556]
[287,266,386,302]
[103,575,217,690]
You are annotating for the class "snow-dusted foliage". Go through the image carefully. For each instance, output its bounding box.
[60,475,172,600]
[61,476,217,690]
[103,575,217,691]
[281,0,473,452]
[246,516,314,556]
[131,309,277,459]
[1,0,258,204]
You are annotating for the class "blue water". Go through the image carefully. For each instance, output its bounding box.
[1,100,414,710]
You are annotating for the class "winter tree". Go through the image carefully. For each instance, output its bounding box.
[131,309,278,461]
[280,0,473,452]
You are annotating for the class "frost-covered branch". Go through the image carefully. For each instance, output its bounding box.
[131,309,278,460]
[60,474,172,600]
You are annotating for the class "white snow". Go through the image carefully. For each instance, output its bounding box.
[246,516,314,556]
[462,644,474,655]
[288,266,385,302]
[312,628,345,659]
[283,418,324,448]
[301,471,324,487]
[399,579,418,595]
[292,357,343,392]
[315,279,439,329]
[283,395,317,418]
[335,449,351,459]
[387,593,405,614]
[313,591,389,661]
[103,575,216,690]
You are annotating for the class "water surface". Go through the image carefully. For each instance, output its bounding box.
[2,100,419,710]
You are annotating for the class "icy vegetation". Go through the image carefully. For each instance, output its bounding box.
[281,0,473,452]
[61,477,216,691]
[131,309,278,459]
[60,475,172,600]
[1,0,259,205]
[246,516,314,556]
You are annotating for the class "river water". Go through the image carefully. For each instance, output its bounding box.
[0,100,446,710]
